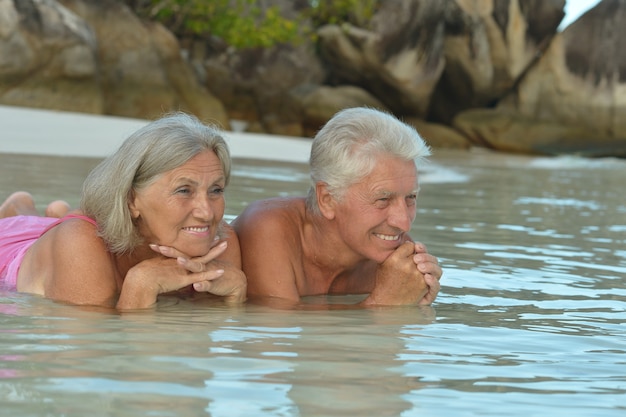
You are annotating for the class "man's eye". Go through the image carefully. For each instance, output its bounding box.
[210,187,225,195]
[175,187,191,195]
[374,197,390,208]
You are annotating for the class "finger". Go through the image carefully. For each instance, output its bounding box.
[418,274,440,305]
[149,244,185,259]
[209,236,223,248]
[424,273,440,290]
[192,272,226,293]
[177,257,199,272]
[416,261,443,281]
[177,257,209,273]
[193,241,228,264]
[193,280,211,292]
[414,253,439,265]
[394,241,418,259]
[413,241,428,253]
[151,240,227,268]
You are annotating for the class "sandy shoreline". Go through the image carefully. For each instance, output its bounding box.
[0,105,311,163]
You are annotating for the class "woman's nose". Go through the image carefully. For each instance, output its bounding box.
[192,195,214,221]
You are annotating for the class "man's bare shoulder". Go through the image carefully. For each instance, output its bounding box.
[244,196,304,211]
[234,197,305,225]
[232,197,307,253]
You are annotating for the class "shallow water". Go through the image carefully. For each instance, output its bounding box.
[1,149,625,417]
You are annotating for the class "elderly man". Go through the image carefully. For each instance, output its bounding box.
[233,107,442,307]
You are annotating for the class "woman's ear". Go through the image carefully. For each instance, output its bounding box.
[128,190,140,219]
[316,182,336,220]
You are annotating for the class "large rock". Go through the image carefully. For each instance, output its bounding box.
[0,0,102,113]
[454,0,626,157]
[191,0,325,136]
[316,0,565,124]
[404,117,472,150]
[316,0,447,118]
[0,0,228,124]
[430,0,565,123]
[59,0,228,125]
[293,84,388,136]
[453,108,604,155]
[201,43,325,137]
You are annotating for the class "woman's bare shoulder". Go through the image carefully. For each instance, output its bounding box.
[19,215,115,300]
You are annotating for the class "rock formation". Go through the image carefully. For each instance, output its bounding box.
[454,0,626,157]
[0,0,624,157]
[0,0,229,126]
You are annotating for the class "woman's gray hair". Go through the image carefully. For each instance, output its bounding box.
[80,112,231,254]
[306,107,431,214]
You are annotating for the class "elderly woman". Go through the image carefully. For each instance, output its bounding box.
[0,112,246,309]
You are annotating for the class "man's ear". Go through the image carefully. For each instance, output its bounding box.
[316,182,336,220]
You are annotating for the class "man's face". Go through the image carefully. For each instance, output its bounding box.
[332,154,419,263]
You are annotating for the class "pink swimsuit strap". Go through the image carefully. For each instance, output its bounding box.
[41,213,97,236]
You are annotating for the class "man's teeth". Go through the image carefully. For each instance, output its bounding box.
[375,233,400,241]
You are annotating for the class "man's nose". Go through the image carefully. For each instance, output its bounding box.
[388,199,414,231]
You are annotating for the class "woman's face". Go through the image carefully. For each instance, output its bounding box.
[129,150,226,257]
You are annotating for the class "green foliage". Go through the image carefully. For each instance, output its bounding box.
[123,0,380,50]
[125,0,302,49]
[306,0,380,28]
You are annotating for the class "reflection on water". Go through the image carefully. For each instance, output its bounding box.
[1,149,625,416]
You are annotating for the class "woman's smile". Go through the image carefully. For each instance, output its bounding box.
[129,150,226,257]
